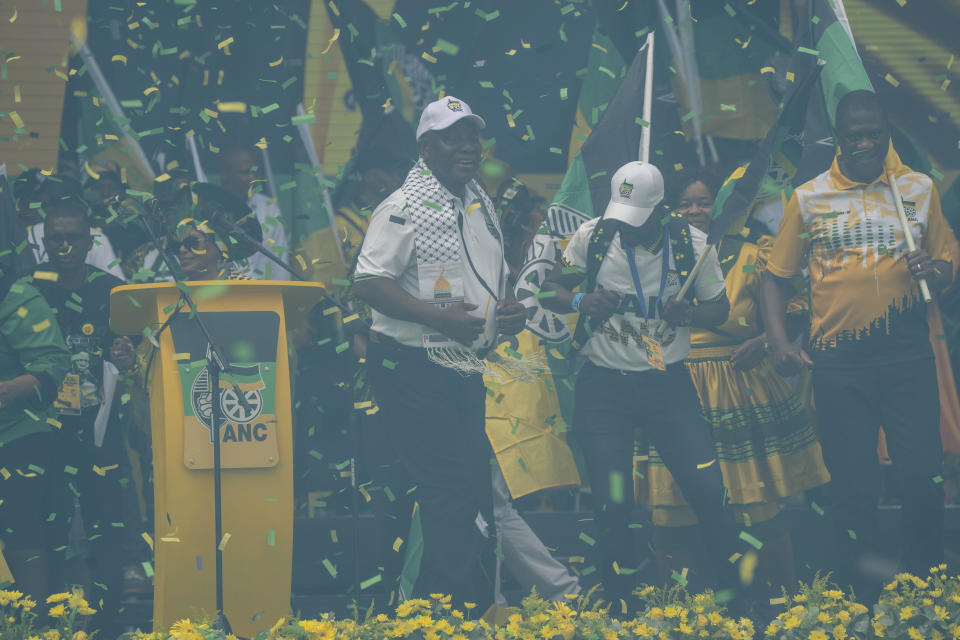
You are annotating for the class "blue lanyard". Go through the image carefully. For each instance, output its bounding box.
[622,226,671,321]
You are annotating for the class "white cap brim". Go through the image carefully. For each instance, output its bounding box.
[416,113,486,141]
[602,200,656,226]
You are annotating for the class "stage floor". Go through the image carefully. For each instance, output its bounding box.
[113,503,960,629]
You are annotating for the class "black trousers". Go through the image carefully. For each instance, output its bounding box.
[367,339,494,607]
[573,361,740,603]
[813,357,943,595]
[49,411,126,626]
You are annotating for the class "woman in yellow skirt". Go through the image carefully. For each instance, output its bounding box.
[637,169,830,592]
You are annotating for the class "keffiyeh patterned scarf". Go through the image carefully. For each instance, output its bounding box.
[401,160,541,379]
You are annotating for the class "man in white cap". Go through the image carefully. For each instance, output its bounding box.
[543,161,745,608]
[352,96,526,605]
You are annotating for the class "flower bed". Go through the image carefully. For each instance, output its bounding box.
[4,568,960,639]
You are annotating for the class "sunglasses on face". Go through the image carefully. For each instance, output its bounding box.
[174,234,208,253]
[44,233,89,247]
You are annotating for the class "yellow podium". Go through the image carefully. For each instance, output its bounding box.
[110,281,326,636]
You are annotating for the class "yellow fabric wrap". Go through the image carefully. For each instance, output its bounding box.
[485,331,580,499]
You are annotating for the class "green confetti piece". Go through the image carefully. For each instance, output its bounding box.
[262,103,280,114]
[739,531,764,549]
[322,558,337,577]
[64,465,78,475]
[335,341,350,354]
[479,80,494,88]
[609,471,624,504]
[267,530,275,547]
[392,12,407,28]
[309,450,324,461]
[549,147,563,155]
[635,117,650,127]
[581,565,596,576]
[671,570,688,586]
[933,475,944,484]
[846,529,857,540]
[381,359,396,370]
[742,264,756,273]
[360,574,382,590]
[723,3,736,16]
[421,200,443,211]
[681,110,696,123]
[798,47,820,56]
[503,346,522,359]
[475,8,499,20]
[628,523,644,529]
[142,561,154,577]
[810,501,825,516]
[291,114,316,126]
[578,532,596,546]
[27,464,44,474]
[560,87,568,100]
[23,409,39,421]
[434,38,459,55]
[332,278,351,286]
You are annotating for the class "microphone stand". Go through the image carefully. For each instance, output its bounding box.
[214,211,367,601]
[135,201,239,634]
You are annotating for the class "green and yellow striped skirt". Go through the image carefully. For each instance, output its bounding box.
[635,343,830,527]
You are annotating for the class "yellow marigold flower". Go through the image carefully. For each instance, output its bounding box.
[47,604,67,618]
[824,590,844,600]
[20,597,36,612]
[849,603,868,616]
[832,623,847,639]
[708,611,723,625]
[765,622,779,636]
[908,628,925,640]
[784,615,801,630]
[809,630,828,640]
[837,610,851,625]
[633,623,656,637]
[451,609,463,619]
[937,605,951,621]
[793,593,808,602]
[664,605,681,618]
[46,593,70,604]
[873,622,886,637]
[464,602,477,610]
[900,606,916,620]
[648,607,664,621]
[43,631,61,640]
[817,611,832,623]
[71,633,87,640]
[461,621,476,632]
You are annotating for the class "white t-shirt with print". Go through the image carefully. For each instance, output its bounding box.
[354,183,507,351]
[563,219,725,372]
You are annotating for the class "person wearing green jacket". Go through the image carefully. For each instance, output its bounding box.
[0,266,70,603]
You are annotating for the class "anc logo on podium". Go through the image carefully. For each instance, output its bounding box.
[170,311,281,469]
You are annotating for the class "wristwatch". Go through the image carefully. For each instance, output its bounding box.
[572,292,584,312]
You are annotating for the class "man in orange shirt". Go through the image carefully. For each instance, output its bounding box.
[761,91,958,596]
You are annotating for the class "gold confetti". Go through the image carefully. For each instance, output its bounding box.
[696,459,716,469]
[320,28,340,54]
[269,56,283,67]
[112,54,127,65]
[32,319,51,333]
[884,73,900,87]
[218,36,234,50]
[392,537,404,552]
[8,111,24,129]
[218,533,231,550]
[8,8,16,22]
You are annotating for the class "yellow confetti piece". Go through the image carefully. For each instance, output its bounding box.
[466,201,482,214]
[895,0,906,5]
[112,54,127,65]
[327,1,339,16]
[0,468,9,480]
[785,71,795,82]
[217,101,247,113]
[320,28,340,54]
[330,529,338,543]
[521,40,530,49]
[696,458,716,469]
[9,111,24,129]
[769,596,786,605]
[143,86,158,95]
[9,8,17,22]
[506,113,516,128]
[760,66,775,75]
[884,73,899,87]
[13,85,21,103]
[504,49,517,56]
[218,533,231,550]
[172,353,191,361]
[342,313,360,324]
[15,306,27,318]
[354,401,373,409]
[269,56,283,67]
[34,270,60,282]
[421,52,437,63]
[295,254,307,271]
[218,36,234,49]
[154,172,171,183]
[359,486,372,502]
[84,161,101,181]
[160,537,181,543]
[949,54,955,71]
[46,418,62,429]
[141,532,154,550]
[591,43,608,54]
[32,319,51,333]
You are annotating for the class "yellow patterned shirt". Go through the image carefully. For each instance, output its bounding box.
[767,149,959,364]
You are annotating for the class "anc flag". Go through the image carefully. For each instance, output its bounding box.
[794,0,873,186]
[548,40,650,236]
[708,61,824,244]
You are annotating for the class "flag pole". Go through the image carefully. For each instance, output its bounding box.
[639,31,655,164]
[70,36,156,181]
[886,161,933,303]
[295,103,347,265]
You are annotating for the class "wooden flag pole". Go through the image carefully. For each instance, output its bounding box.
[886,164,933,303]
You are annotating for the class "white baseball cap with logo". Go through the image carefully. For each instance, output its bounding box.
[602,161,665,227]
[416,95,486,141]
